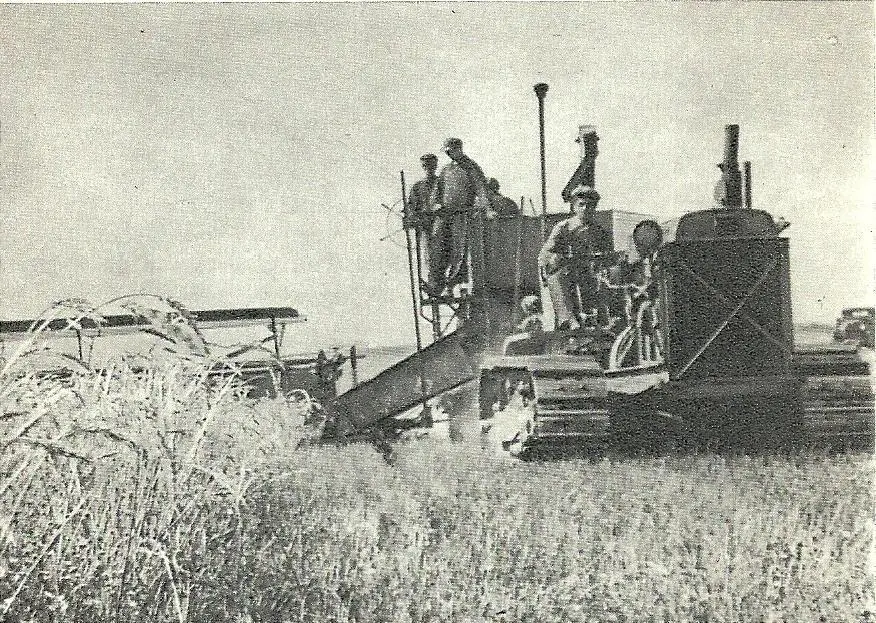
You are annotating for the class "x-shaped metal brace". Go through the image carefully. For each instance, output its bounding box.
[674,255,790,378]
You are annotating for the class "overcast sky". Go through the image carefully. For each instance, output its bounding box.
[0,3,872,349]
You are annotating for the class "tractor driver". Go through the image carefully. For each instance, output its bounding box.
[538,185,612,330]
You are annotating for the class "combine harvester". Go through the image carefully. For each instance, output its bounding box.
[0,305,354,406]
[324,83,874,457]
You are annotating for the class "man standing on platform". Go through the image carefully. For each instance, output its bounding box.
[404,153,439,290]
[426,137,490,297]
[404,153,439,231]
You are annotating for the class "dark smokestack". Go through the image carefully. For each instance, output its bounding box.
[721,124,743,208]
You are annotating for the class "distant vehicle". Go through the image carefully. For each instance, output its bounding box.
[833,307,875,348]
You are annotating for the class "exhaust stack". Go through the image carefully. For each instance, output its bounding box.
[561,125,599,203]
[576,125,599,188]
[718,124,743,209]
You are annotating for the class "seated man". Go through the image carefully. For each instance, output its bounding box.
[538,185,612,329]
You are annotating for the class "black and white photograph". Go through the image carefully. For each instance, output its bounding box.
[0,3,873,621]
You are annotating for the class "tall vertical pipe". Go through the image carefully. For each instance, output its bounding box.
[722,124,739,165]
[400,171,431,424]
[534,83,549,216]
[743,161,752,208]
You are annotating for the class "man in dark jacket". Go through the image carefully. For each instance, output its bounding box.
[426,138,490,296]
[538,185,612,329]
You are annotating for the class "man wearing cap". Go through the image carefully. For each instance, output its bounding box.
[405,154,439,231]
[426,138,490,295]
[538,185,612,329]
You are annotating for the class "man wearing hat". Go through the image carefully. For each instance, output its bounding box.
[426,138,490,296]
[538,185,612,329]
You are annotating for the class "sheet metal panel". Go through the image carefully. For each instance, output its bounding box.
[483,213,561,293]
[593,210,657,262]
[658,237,793,379]
[329,331,479,435]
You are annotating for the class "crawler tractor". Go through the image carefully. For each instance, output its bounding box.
[325,85,874,456]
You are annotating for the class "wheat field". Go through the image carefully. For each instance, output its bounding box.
[0,301,873,622]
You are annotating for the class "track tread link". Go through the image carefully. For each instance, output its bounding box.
[480,348,874,457]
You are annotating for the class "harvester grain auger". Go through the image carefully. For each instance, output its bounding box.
[324,84,874,456]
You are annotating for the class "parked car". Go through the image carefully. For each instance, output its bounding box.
[833,307,875,348]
